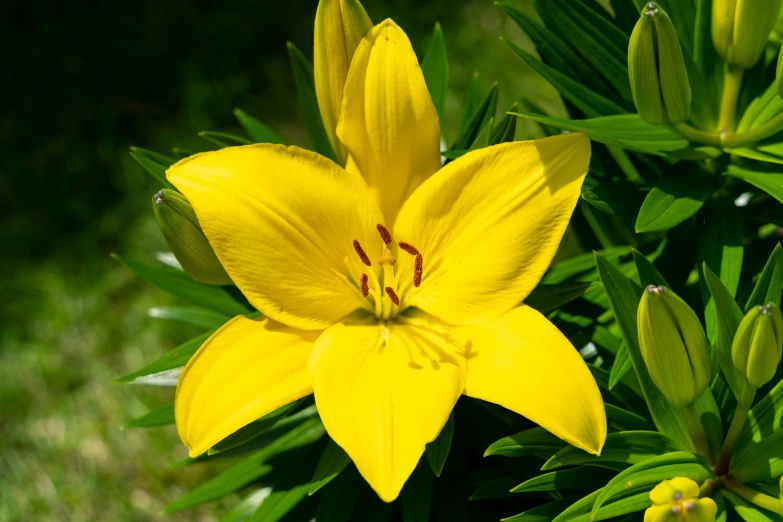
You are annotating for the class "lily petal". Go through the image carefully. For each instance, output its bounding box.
[309,320,466,501]
[176,315,320,457]
[459,305,606,455]
[394,134,590,325]
[167,144,384,330]
[337,19,441,225]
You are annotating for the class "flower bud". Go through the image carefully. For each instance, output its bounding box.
[637,285,711,407]
[644,478,717,522]
[731,302,783,388]
[153,190,232,286]
[314,0,373,165]
[628,3,692,125]
[712,0,782,69]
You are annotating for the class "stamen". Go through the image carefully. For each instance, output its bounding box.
[414,254,423,287]
[353,240,372,267]
[385,287,400,306]
[360,274,369,297]
[398,241,419,256]
[376,224,392,245]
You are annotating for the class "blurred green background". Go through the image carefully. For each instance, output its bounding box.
[0,1,560,520]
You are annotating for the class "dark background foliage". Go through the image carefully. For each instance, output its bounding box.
[0,1,556,519]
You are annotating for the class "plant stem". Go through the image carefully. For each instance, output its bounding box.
[718,65,744,132]
[699,478,720,498]
[682,404,714,464]
[672,123,722,147]
[724,479,783,514]
[722,111,783,148]
[715,388,756,476]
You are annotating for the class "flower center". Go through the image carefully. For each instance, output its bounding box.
[352,224,423,320]
[669,490,696,517]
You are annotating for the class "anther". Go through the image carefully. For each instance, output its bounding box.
[376,224,392,245]
[398,241,419,256]
[414,254,423,287]
[353,240,372,267]
[360,273,369,297]
[385,287,400,306]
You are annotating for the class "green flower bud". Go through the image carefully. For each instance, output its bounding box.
[628,3,692,125]
[731,302,783,388]
[712,0,782,69]
[637,285,711,407]
[153,190,232,286]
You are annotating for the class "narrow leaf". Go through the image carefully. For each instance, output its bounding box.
[745,243,783,310]
[425,410,454,477]
[116,331,213,384]
[308,439,351,495]
[452,83,498,150]
[421,22,449,125]
[542,431,680,470]
[635,171,715,232]
[129,147,176,189]
[233,108,285,144]
[124,404,175,429]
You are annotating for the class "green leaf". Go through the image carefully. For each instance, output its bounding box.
[502,496,582,522]
[725,166,783,205]
[484,427,566,459]
[608,344,633,390]
[421,22,449,125]
[470,468,541,500]
[511,113,688,155]
[525,282,593,314]
[552,487,652,522]
[164,417,325,513]
[246,445,319,522]
[452,83,498,150]
[632,249,669,288]
[425,411,454,477]
[124,404,175,428]
[739,377,783,445]
[591,452,713,517]
[606,403,654,432]
[210,399,310,455]
[147,306,230,329]
[503,40,627,117]
[400,462,433,522]
[286,42,337,162]
[468,117,494,151]
[729,148,783,165]
[512,467,615,493]
[737,83,783,133]
[198,131,252,147]
[315,469,363,522]
[635,171,715,232]
[221,488,273,522]
[697,199,744,342]
[588,364,649,417]
[116,331,213,384]
[544,246,633,285]
[129,147,176,189]
[490,103,518,145]
[460,73,482,135]
[233,109,285,144]
[703,264,752,399]
[746,243,783,310]
[581,180,645,218]
[542,431,680,470]
[723,488,783,521]
[594,253,692,448]
[112,254,250,317]
[731,428,783,483]
[307,439,351,495]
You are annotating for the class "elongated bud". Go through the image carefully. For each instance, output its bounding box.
[628,3,692,125]
[731,302,783,388]
[637,286,711,407]
[712,0,782,69]
[314,0,372,165]
[153,190,232,286]
[645,478,717,522]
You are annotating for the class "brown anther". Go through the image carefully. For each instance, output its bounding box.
[385,287,400,306]
[353,240,372,267]
[398,241,419,256]
[376,224,392,245]
[413,254,423,287]
[360,274,369,297]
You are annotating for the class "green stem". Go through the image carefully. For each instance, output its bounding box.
[722,111,783,148]
[682,404,714,464]
[724,479,783,514]
[699,478,720,498]
[715,388,756,476]
[718,65,744,132]
[672,123,722,147]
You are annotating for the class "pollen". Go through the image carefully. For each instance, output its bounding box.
[353,240,372,267]
[376,224,392,245]
[360,273,369,297]
[414,254,423,287]
[385,287,400,306]
[398,241,419,256]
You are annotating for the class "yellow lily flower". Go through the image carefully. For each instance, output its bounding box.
[168,19,606,502]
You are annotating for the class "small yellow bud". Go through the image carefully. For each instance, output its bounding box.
[314,0,373,164]
[731,303,783,388]
[628,3,691,125]
[644,478,717,522]
[712,0,782,69]
[637,285,712,407]
[153,190,232,286]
